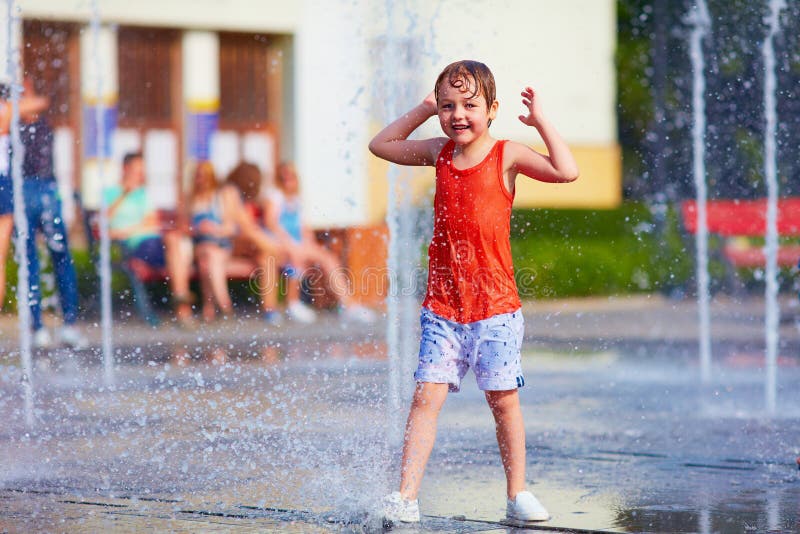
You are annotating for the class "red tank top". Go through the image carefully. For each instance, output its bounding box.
[422,139,521,323]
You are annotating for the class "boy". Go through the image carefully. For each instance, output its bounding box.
[368,60,579,524]
[105,152,195,326]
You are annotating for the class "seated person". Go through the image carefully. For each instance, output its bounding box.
[263,162,376,324]
[219,162,286,325]
[188,161,234,322]
[105,152,194,326]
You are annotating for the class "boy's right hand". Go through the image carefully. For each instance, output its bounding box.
[368,91,443,166]
[422,91,438,116]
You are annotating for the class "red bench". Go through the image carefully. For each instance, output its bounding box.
[88,207,389,322]
[681,198,800,268]
[125,256,257,283]
[87,208,260,324]
[90,208,259,283]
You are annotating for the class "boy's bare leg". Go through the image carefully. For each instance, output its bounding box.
[399,382,449,500]
[485,389,526,499]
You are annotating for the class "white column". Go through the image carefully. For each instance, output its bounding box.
[296,0,370,227]
[183,31,219,166]
[79,24,118,209]
[0,5,21,85]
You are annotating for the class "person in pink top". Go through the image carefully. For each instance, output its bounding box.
[369,60,579,525]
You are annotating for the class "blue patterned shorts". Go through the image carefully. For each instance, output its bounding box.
[414,307,525,392]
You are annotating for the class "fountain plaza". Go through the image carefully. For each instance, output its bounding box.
[1,293,798,532]
[2,1,799,532]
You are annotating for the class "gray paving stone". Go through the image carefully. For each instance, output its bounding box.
[1,295,798,532]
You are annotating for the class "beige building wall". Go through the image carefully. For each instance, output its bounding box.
[17,0,619,225]
[18,0,299,32]
[367,0,620,221]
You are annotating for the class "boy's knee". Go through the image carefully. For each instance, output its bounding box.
[412,382,448,407]
[485,389,519,410]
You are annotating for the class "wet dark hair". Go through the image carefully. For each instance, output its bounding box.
[226,162,262,202]
[434,60,496,108]
[122,151,143,167]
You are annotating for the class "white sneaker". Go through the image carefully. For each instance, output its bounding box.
[382,491,420,524]
[342,304,377,324]
[58,325,88,350]
[32,328,53,349]
[286,301,316,324]
[506,490,549,522]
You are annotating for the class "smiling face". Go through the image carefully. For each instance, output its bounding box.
[433,60,498,146]
[436,77,498,146]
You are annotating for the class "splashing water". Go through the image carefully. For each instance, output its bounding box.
[380,0,424,447]
[761,0,785,414]
[687,1,712,383]
[3,4,800,532]
[90,0,114,387]
[5,0,32,427]
[381,0,403,447]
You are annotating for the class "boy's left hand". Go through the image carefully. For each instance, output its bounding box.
[518,86,544,127]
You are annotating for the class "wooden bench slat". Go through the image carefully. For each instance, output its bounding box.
[127,257,258,284]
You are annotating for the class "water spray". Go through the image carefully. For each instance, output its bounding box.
[761,0,785,415]
[90,0,114,386]
[687,0,712,383]
[6,0,34,427]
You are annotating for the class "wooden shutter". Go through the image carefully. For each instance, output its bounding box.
[117,27,180,128]
[219,32,270,129]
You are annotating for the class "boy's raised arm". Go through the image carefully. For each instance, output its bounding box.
[368,92,443,166]
[508,87,579,184]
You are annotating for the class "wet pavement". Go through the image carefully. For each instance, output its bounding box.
[1,294,799,533]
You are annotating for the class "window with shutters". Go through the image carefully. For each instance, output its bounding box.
[219,32,274,130]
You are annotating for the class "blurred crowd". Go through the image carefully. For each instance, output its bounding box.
[0,78,376,351]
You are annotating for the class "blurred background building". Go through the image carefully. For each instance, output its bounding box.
[6,0,618,233]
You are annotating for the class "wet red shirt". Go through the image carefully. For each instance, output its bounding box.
[422,139,521,323]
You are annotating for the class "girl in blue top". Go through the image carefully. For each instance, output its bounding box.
[189,161,235,322]
[263,162,376,324]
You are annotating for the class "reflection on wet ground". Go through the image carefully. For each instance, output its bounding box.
[1,297,799,532]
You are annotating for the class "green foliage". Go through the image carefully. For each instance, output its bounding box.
[2,252,16,313]
[616,0,800,199]
[2,245,130,315]
[510,203,694,298]
[3,203,789,312]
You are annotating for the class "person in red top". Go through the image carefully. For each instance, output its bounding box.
[369,60,579,525]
